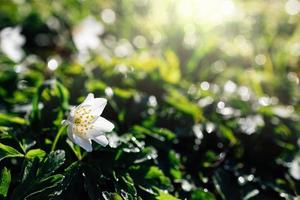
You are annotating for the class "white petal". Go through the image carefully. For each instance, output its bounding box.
[69,106,76,117]
[80,93,107,116]
[90,98,107,116]
[87,117,114,137]
[93,135,108,147]
[81,93,95,106]
[67,126,75,142]
[73,134,92,152]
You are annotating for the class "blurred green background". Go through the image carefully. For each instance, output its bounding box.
[0,0,299,199]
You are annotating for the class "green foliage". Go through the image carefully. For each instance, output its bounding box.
[191,189,215,200]
[25,149,46,160]
[0,143,24,162]
[155,189,179,200]
[0,0,299,199]
[0,167,11,197]
[11,150,66,200]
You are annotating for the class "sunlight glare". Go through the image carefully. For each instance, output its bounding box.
[176,0,236,25]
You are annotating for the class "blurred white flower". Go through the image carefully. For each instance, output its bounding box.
[62,93,114,152]
[114,39,133,57]
[224,80,237,93]
[0,26,25,62]
[198,96,214,107]
[133,35,147,49]
[272,106,294,118]
[192,124,203,139]
[105,87,114,97]
[258,96,272,106]
[285,0,300,15]
[200,81,210,91]
[101,9,116,24]
[72,16,104,54]
[289,156,300,180]
[148,95,157,107]
[238,86,251,101]
[47,58,59,71]
[206,122,216,133]
[238,115,264,135]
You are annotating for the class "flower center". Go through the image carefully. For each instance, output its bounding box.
[72,106,95,136]
[74,118,81,125]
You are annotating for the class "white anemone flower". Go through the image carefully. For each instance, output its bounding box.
[72,16,104,53]
[62,93,114,152]
[0,26,25,62]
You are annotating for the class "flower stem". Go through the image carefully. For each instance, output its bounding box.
[51,125,67,151]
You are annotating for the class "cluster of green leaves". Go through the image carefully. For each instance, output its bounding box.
[0,0,300,200]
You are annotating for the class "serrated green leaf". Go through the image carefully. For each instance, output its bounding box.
[12,157,65,200]
[37,150,65,178]
[23,174,65,200]
[12,158,40,199]
[21,158,40,183]
[61,161,80,192]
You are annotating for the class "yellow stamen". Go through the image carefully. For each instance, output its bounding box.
[72,106,95,136]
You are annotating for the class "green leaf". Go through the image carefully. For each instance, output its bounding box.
[113,87,135,99]
[23,174,65,200]
[21,158,40,183]
[25,149,46,160]
[159,50,181,84]
[202,151,219,168]
[0,167,11,197]
[129,165,171,193]
[0,113,27,126]
[133,126,175,141]
[0,126,13,139]
[0,143,24,162]
[12,158,40,199]
[37,150,65,178]
[30,80,69,126]
[165,88,202,122]
[191,189,216,200]
[153,128,176,141]
[144,166,171,188]
[66,138,83,160]
[219,126,238,145]
[243,189,260,200]
[170,168,182,180]
[116,173,137,199]
[61,161,80,192]
[155,189,178,200]
[102,192,123,200]
[168,150,182,180]
[55,80,69,110]
[12,157,65,200]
